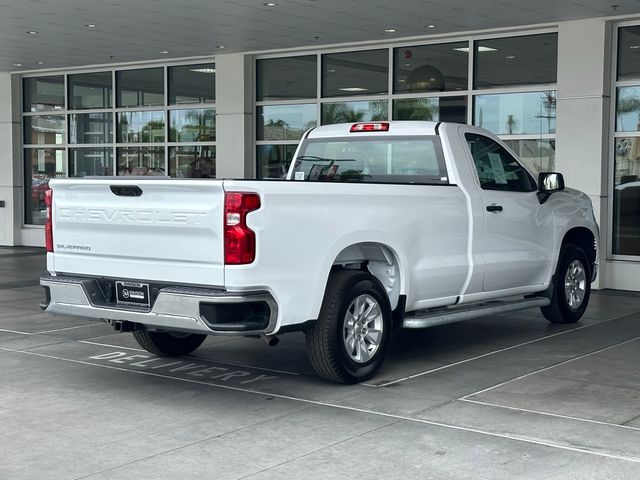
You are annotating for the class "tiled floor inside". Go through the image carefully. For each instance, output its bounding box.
[1,247,639,479]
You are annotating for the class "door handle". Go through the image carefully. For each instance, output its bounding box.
[486,204,503,212]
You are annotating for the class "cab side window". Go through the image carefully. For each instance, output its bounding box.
[465,133,536,192]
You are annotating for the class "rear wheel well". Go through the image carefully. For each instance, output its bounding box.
[561,227,597,274]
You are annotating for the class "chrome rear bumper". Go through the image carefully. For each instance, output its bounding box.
[40,275,278,336]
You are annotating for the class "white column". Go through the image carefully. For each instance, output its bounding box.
[214,53,254,178]
[555,18,613,289]
[0,73,21,246]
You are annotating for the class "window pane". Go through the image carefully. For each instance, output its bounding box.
[257,104,317,141]
[69,148,114,176]
[394,43,468,93]
[613,137,640,255]
[322,50,388,98]
[68,72,112,109]
[618,26,640,81]
[117,111,165,143]
[117,147,165,175]
[116,68,164,107]
[503,139,555,174]
[69,113,113,144]
[474,91,556,135]
[474,33,558,88]
[257,144,297,179]
[23,76,64,112]
[24,148,66,225]
[257,56,317,101]
[169,64,215,105]
[465,133,535,192]
[24,116,65,145]
[393,96,466,123]
[169,108,215,142]
[293,137,448,184]
[616,86,640,132]
[169,146,216,177]
[321,100,388,124]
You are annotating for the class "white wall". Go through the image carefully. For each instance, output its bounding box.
[0,73,21,246]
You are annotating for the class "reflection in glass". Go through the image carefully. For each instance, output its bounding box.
[394,43,468,93]
[503,139,555,174]
[321,100,388,125]
[257,56,317,101]
[322,50,388,98]
[393,97,466,123]
[613,137,640,255]
[169,146,216,178]
[617,26,640,81]
[474,91,556,135]
[257,144,298,179]
[24,148,66,225]
[169,108,215,142]
[474,33,558,88]
[23,76,65,112]
[257,104,317,140]
[69,113,113,144]
[116,68,164,107]
[117,111,165,143]
[169,64,215,104]
[68,72,112,109]
[616,87,640,132]
[117,147,165,176]
[24,116,65,145]
[69,148,114,176]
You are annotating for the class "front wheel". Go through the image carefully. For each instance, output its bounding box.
[305,270,391,384]
[133,329,207,356]
[541,244,591,324]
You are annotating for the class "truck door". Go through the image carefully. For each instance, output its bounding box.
[463,132,555,291]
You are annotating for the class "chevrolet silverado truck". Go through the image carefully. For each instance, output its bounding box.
[40,121,599,383]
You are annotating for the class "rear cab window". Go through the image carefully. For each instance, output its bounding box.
[291,136,449,185]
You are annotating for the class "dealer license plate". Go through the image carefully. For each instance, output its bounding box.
[115,281,150,307]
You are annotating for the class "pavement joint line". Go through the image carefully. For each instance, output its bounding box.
[460,336,640,400]
[459,398,640,432]
[363,313,640,388]
[2,345,640,465]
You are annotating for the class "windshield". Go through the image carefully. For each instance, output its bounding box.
[290,136,448,185]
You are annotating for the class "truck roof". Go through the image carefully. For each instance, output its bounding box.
[306,121,440,139]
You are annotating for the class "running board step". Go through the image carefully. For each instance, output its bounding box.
[402,297,550,329]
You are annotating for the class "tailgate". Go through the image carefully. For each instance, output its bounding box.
[49,178,224,287]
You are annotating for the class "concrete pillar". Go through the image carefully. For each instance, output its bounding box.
[555,19,613,288]
[0,73,21,246]
[215,53,254,178]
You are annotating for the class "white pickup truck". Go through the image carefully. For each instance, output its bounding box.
[41,121,599,383]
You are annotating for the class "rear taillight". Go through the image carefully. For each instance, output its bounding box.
[44,188,53,253]
[224,192,261,265]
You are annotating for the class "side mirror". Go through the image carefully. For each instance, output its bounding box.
[538,172,565,193]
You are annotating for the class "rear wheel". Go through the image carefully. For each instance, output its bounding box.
[306,270,391,384]
[133,329,207,356]
[541,244,591,324]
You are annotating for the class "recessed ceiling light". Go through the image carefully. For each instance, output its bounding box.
[327,68,336,73]
[161,50,169,54]
[427,24,436,29]
[217,45,226,49]
[338,87,368,92]
[630,45,640,49]
[190,68,216,74]
[264,2,277,5]
[12,63,22,67]
[36,61,44,65]
[85,24,96,28]
[26,31,38,35]
[453,46,497,53]
[384,28,397,33]
[506,55,516,59]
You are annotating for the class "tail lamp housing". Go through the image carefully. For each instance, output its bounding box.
[44,188,53,252]
[224,192,261,265]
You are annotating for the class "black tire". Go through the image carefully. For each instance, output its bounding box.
[541,244,591,324]
[132,329,207,356]
[305,270,392,384]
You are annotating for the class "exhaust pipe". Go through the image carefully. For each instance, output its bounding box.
[262,334,279,347]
